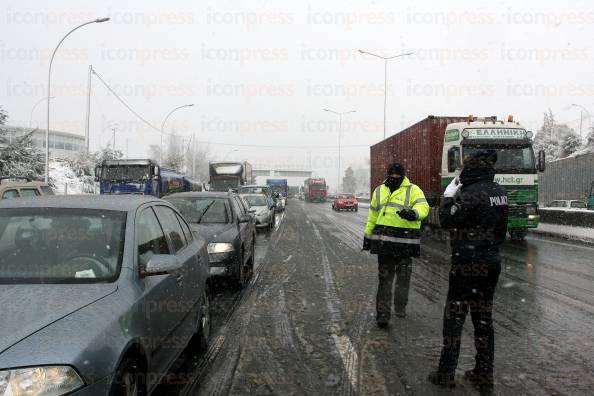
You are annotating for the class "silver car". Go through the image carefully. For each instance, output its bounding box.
[0,195,211,395]
[240,193,276,231]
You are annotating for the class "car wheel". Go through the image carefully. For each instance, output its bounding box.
[111,358,145,396]
[197,287,211,350]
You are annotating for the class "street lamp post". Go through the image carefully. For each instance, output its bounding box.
[324,108,356,192]
[358,49,413,140]
[160,104,194,164]
[570,104,591,140]
[45,17,110,183]
[223,149,239,160]
[30,97,54,128]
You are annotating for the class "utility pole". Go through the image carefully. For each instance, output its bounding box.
[112,127,116,159]
[192,132,196,178]
[323,108,356,192]
[84,65,92,153]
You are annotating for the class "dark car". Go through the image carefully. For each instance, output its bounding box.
[0,195,211,396]
[165,191,256,288]
[332,193,359,212]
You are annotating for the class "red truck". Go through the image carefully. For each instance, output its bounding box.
[370,115,543,239]
[303,178,328,202]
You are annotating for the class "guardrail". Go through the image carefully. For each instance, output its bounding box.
[539,208,594,228]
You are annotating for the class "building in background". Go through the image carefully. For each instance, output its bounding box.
[1,126,85,159]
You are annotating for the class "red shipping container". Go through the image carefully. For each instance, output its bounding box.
[370,116,468,205]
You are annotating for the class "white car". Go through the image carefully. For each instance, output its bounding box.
[546,200,588,210]
[241,193,276,231]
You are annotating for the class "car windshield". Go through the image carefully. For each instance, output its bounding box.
[166,197,229,224]
[239,186,269,195]
[243,195,267,207]
[102,165,151,182]
[571,201,586,208]
[337,194,355,199]
[463,144,536,173]
[0,208,125,284]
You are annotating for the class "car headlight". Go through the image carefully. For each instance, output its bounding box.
[207,243,234,254]
[0,366,84,396]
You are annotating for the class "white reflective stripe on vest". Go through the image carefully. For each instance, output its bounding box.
[411,197,427,205]
[368,234,421,245]
[373,184,413,211]
[403,185,413,209]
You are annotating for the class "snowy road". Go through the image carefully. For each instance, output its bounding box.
[156,200,594,395]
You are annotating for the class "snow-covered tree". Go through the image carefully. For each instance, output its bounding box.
[342,166,357,193]
[582,124,594,153]
[95,146,123,163]
[0,105,7,126]
[163,133,185,171]
[0,108,45,180]
[0,129,45,179]
[534,109,579,161]
[560,131,581,157]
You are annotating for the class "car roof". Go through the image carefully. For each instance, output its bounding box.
[0,180,49,188]
[165,191,235,199]
[0,194,163,211]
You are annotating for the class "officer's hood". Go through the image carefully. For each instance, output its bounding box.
[459,151,496,186]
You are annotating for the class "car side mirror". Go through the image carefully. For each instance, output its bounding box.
[142,254,182,277]
[447,146,461,173]
[537,149,546,172]
[238,214,251,223]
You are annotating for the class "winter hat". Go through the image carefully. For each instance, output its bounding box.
[387,162,406,176]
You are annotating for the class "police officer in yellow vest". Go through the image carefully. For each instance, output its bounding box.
[363,163,430,327]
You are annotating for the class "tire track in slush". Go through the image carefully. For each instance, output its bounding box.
[307,213,359,396]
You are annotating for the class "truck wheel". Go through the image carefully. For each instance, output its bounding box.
[510,230,527,241]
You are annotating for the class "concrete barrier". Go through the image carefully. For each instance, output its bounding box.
[539,208,594,228]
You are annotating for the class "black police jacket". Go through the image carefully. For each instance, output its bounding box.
[439,168,508,260]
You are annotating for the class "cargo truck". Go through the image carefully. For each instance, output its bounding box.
[95,159,201,197]
[370,115,546,240]
[538,152,594,210]
[209,161,253,191]
[303,178,328,202]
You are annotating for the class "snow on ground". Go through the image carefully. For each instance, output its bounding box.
[49,160,95,195]
[531,222,594,243]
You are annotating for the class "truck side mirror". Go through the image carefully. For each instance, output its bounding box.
[94,166,101,182]
[153,165,160,179]
[537,150,546,172]
[447,147,461,173]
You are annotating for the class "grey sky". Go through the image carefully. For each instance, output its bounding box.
[1,0,593,188]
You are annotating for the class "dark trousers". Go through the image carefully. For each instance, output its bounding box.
[438,255,501,374]
[376,254,412,319]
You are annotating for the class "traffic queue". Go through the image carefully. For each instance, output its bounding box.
[0,170,289,396]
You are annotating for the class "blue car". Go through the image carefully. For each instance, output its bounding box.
[0,195,211,395]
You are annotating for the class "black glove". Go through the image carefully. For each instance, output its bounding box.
[398,209,417,221]
[362,236,371,251]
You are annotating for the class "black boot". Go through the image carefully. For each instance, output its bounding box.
[427,371,455,388]
[464,369,494,388]
[376,315,389,328]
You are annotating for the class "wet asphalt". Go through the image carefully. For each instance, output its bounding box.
[155,199,594,396]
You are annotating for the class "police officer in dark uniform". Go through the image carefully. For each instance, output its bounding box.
[428,149,508,389]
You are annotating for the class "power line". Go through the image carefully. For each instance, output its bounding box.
[91,68,189,138]
[90,68,372,150]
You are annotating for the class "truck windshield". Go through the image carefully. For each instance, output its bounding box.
[311,183,326,189]
[210,178,239,191]
[102,165,151,182]
[463,144,535,173]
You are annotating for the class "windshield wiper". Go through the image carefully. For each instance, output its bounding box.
[196,201,216,224]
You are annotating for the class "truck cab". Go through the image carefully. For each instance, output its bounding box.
[441,116,546,239]
[589,181,594,210]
